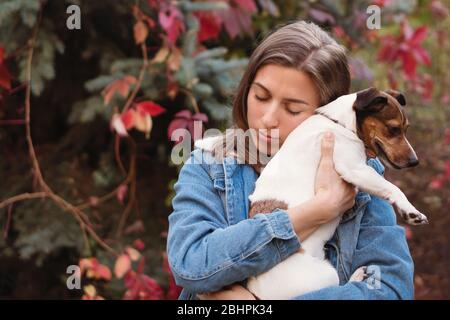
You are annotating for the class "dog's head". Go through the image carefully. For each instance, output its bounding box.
[353,87,418,169]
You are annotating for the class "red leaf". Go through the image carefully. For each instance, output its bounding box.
[444,161,450,181]
[125,246,141,261]
[162,253,182,299]
[372,0,390,7]
[147,0,158,9]
[123,272,164,300]
[102,76,137,105]
[140,275,165,299]
[134,20,149,44]
[167,110,192,139]
[136,256,146,274]
[167,117,189,142]
[135,101,166,117]
[173,109,192,119]
[192,112,208,123]
[79,258,96,273]
[167,110,208,143]
[413,47,431,66]
[401,51,417,78]
[115,254,132,279]
[0,64,11,90]
[133,239,145,250]
[404,225,413,240]
[234,7,253,35]
[309,8,336,24]
[444,129,450,145]
[159,4,185,44]
[429,175,444,190]
[410,27,428,46]
[166,273,182,300]
[195,12,222,42]
[430,0,449,19]
[218,1,256,39]
[117,184,128,204]
[121,109,135,130]
[377,20,431,81]
[79,258,112,281]
[0,46,10,90]
[96,265,112,281]
[235,0,258,13]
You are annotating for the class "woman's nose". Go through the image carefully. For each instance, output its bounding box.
[261,103,279,128]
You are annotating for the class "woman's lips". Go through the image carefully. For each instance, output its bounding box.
[258,131,279,143]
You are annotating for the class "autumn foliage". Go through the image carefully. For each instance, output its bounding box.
[0,0,449,299]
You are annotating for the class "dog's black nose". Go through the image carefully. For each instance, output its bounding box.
[407,157,419,167]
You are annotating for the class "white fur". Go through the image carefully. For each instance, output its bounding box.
[195,92,426,300]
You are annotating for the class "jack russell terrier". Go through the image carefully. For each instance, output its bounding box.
[195,87,427,300]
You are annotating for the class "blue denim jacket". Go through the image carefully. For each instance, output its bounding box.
[167,148,414,300]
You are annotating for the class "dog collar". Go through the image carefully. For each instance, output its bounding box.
[314,110,357,134]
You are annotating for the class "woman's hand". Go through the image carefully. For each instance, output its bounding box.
[287,132,357,241]
[314,132,357,222]
[197,284,257,300]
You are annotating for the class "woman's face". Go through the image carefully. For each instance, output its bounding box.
[247,64,321,156]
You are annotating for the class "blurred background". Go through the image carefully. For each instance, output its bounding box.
[0,0,448,299]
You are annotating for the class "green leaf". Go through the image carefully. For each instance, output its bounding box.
[193,82,213,99]
[175,57,198,88]
[194,47,228,63]
[0,0,40,26]
[202,98,232,121]
[17,28,64,96]
[110,58,143,74]
[179,1,229,12]
[84,75,122,92]
[69,96,111,124]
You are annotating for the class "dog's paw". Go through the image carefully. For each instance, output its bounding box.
[401,211,428,226]
[392,201,429,226]
[349,266,368,282]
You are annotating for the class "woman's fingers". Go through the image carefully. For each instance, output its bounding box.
[320,132,335,168]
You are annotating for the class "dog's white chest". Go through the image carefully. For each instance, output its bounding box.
[247,115,364,299]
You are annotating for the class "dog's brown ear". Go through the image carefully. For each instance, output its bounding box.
[384,89,406,106]
[354,87,388,113]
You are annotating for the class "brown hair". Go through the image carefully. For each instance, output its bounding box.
[209,21,351,164]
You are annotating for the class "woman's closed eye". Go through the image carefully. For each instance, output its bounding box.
[254,95,269,101]
[286,108,302,116]
[255,95,303,115]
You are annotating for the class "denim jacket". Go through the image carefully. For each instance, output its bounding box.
[167,148,414,300]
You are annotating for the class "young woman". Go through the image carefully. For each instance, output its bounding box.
[167,21,414,300]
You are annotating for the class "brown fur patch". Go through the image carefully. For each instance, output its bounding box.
[249,199,288,218]
[354,89,417,168]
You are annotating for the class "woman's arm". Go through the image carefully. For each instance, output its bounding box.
[199,194,414,300]
[292,196,414,300]
[167,150,302,294]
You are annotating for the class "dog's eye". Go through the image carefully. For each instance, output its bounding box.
[387,125,401,136]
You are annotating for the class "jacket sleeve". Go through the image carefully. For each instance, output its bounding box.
[167,151,301,294]
[292,195,415,300]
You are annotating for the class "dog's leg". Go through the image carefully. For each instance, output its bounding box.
[334,163,428,225]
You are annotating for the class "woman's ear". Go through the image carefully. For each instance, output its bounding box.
[353,87,388,113]
[384,89,406,106]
